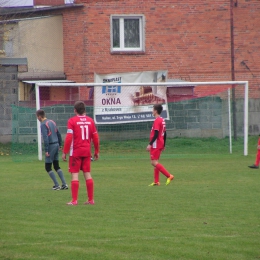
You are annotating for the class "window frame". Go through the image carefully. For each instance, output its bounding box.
[110,15,145,53]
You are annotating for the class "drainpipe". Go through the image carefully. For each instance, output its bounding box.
[230,0,237,140]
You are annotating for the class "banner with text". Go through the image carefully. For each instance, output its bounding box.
[94,70,169,124]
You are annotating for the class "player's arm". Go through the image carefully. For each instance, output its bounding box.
[90,119,100,160]
[146,130,159,151]
[149,130,159,145]
[41,125,49,153]
[56,129,62,149]
[62,128,73,161]
[92,132,100,160]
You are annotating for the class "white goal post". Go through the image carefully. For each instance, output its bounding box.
[35,81,249,160]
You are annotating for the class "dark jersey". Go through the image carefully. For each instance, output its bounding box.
[41,119,62,153]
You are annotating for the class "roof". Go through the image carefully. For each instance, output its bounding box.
[167,79,196,87]
[0,57,27,65]
[18,71,67,81]
[22,80,74,84]
[0,4,84,16]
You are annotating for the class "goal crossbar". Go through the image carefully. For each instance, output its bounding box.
[35,81,249,160]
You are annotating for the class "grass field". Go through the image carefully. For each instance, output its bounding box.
[0,137,260,260]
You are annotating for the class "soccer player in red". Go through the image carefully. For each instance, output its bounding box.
[62,101,99,205]
[248,136,260,169]
[146,104,174,186]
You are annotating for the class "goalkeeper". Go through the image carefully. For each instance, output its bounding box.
[36,109,68,190]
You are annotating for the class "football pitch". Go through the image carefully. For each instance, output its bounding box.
[0,137,260,260]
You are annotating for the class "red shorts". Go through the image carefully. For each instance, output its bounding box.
[150,148,163,160]
[69,156,91,173]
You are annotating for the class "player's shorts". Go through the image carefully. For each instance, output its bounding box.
[69,156,91,173]
[45,143,59,163]
[150,148,163,161]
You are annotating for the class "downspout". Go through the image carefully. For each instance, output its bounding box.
[230,0,237,140]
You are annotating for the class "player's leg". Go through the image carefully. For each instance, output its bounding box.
[67,156,80,205]
[248,150,260,169]
[45,160,60,190]
[46,144,60,189]
[154,167,160,183]
[148,149,160,186]
[148,167,160,186]
[82,157,94,205]
[254,151,260,167]
[150,148,174,185]
[155,162,174,185]
[53,160,68,189]
[52,144,68,189]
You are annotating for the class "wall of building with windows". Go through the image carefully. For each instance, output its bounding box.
[62,0,260,99]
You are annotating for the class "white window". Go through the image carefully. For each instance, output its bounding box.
[111,15,145,52]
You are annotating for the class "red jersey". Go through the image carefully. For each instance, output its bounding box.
[64,115,97,157]
[150,116,166,149]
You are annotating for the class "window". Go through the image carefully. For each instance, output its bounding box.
[102,86,121,94]
[19,83,35,101]
[111,15,145,52]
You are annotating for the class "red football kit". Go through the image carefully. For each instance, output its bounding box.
[150,116,166,160]
[148,114,173,184]
[63,115,99,173]
[254,137,260,166]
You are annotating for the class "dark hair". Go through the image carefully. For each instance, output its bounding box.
[36,109,45,118]
[153,104,163,115]
[74,101,86,115]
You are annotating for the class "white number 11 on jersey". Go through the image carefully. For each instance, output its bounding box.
[80,125,89,140]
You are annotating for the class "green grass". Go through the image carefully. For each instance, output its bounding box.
[0,137,260,260]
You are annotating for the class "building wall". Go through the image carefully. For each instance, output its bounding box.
[61,0,260,98]
[232,0,260,99]
[4,16,64,78]
[60,0,260,136]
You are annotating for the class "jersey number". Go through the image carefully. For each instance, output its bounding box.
[80,125,89,140]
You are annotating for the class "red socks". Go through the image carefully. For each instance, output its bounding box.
[71,180,79,202]
[154,168,160,183]
[155,163,171,178]
[86,179,94,202]
[255,151,260,166]
[70,179,94,202]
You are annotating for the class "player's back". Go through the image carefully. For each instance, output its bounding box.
[42,119,59,144]
[68,115,97,157]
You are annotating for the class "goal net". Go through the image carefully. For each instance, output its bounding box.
[11,80,248,161]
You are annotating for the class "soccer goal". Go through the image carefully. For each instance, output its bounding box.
[11,80,248,160]
[12,78,248,160]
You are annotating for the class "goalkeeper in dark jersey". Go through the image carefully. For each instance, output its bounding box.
[36,109,68,190]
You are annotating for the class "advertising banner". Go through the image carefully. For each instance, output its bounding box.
[94,70,169,124]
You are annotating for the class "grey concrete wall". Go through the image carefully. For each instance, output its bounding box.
[1,86,258,144]
[248,99,260,135]
[0,65,19,143]
[10,96,247,143]
[11,105,75,143]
